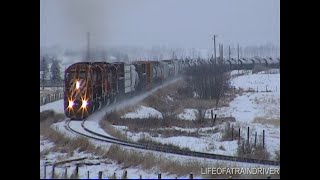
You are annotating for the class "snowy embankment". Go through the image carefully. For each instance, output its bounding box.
[120,69,280,159]
[40,73,279,178]
[122,105,162,119]
[40,99,64,113]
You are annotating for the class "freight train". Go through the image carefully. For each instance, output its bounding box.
[64,57,279,120]
[64,59,183,119]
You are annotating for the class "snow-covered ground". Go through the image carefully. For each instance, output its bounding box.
[41,121,278,179]
[40,99,64,113]
[120,69,280,159]
[40,72,280,178]
[121,105,162,119]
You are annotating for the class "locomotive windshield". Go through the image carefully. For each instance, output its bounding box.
[66,71,86,81]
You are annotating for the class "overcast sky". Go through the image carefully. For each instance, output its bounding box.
[40,0,280,50]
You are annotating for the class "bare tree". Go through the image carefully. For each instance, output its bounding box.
[184,58,230,109]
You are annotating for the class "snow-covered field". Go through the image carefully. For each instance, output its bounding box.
[122,105,163,119]
[120,69,280,159]
[40,71,280,178]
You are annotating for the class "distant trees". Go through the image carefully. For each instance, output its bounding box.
[50,58,62,85]
[40,57,49,89]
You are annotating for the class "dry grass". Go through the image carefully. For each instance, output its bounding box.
[221,123,241,141]
[99,116,128,140]
[253,117,280,127]
[275,149,280,161]
[237,140,271,160]
[252,64,269,74]
[105,144,279,178]
[137,136,191,151]
[103,110,235,131]
[40,110,66,123]
[40,117,104,156]
[104,144,265,178]
[149,128,201,138]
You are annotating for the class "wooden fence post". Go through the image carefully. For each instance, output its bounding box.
[124,170,127,179]
[254,132,257,147]
[158,173,161,179]
[64,167,68,178]
[51,164,55,179]
[87,171,90,179]
[190,172,193,179]
[231,125,234,140]
[238,128,241,141]
[75,164,79,177]
[98,171,102,179]
[113,172,116,179]
[247,127,250,145]
[263,130,265,149]
[43,164,46,179]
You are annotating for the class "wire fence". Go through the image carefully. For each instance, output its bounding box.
[40,92,64,106]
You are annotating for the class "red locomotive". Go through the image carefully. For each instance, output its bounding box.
[64,59,182,120]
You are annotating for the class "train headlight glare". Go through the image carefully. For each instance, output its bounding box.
[81,100,88,108]
[68,101,74,108]
[76,81,80,89]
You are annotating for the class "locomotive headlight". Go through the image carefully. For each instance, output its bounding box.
[76,81,80,89]
[81,100,88,108]
[68,100,74,108]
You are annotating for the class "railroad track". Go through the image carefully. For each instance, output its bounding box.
[66,118,280,166]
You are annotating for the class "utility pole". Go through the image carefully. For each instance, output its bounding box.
[237,44,240,74]
[229,45,231,60]
[212,35,217,65]
[86,32,90,61]
[237,44,240,63]
[221,44,223,64]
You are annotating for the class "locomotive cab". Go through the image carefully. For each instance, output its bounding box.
[64,63,92,120]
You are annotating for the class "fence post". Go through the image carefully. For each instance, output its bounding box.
[87,171,90,179]
[76,164,79,177]
[231,125,234,140]
[124,170,127,179]
[254,132,257,147]
[43,164,46,179]
[51,164,55,179]
[64,167,68,178]
[238,128,241,141]
[242,141,245,153]
[140,175,142,179]
[247,127,250,145]
[263,130,265,149]
[99,171,102,179]
[211,110,213,120]
[190,172,193,179]
[158,173,161,179]
[113,172,116,179]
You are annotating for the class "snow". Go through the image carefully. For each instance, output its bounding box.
[166,95,174,101]
[40,99,64,113]
[40,136,55,152]
[231,70,280,93]
[41,71,280,177]
[122,105,162,119]
[177,109,197,120]
[118,69,280,159]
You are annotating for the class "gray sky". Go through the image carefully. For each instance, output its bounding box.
[40,0,280,50]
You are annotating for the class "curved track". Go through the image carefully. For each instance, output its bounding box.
[66,118,280,166]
